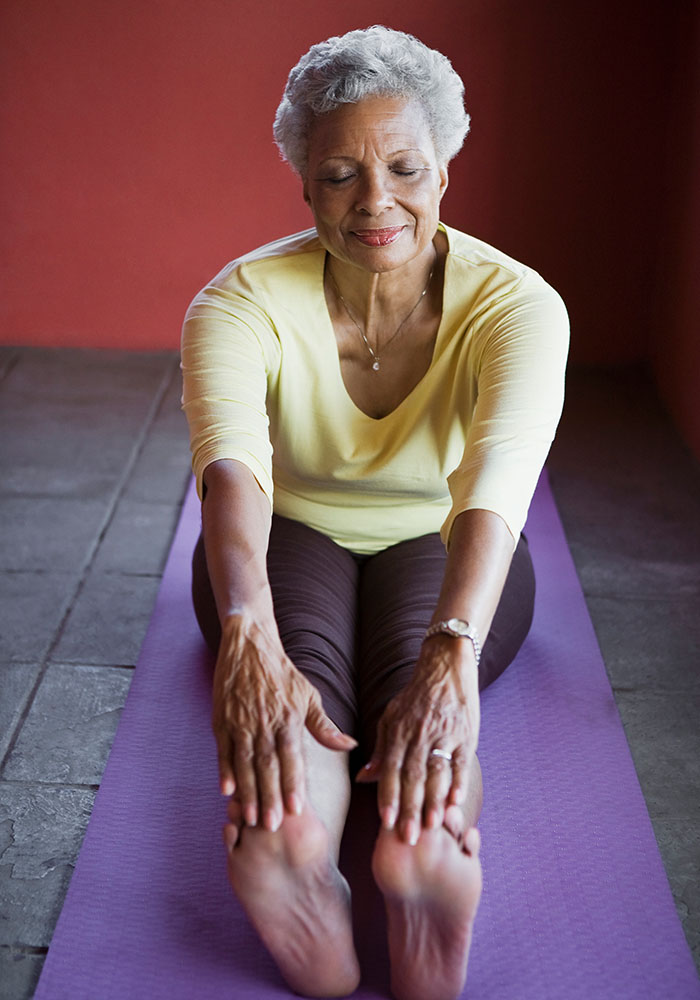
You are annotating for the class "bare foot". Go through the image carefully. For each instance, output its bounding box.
[372,806,482,1000]
[223,800,360,997]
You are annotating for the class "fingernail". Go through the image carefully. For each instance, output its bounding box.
[381,805,397,830]
[288,793,302,816]
[244,804,258,827]
[426,808,440,830]
[405,820,419,846]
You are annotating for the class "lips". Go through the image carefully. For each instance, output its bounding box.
[352,227,405,247]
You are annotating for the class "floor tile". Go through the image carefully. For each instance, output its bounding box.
[614,689,700,820]
[0,346,20,382]
[0,398,153,500]
[548,471,700,599]
[0,784,95,947]
[587,595,700,691]
[124,371,192,504]
[3,664,133,785]
[0,572,78,662]
[0,496,108,572]
[651,815,700,965]
[51,571,161,665]
[565,539,700,599]
[0,946,45,1000]
[1,347,172,403]
[92,499,183,575]
[0,662,42,763]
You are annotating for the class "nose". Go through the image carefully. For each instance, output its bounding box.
[354,168,395,216]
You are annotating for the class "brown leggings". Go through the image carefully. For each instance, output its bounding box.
[192,515,535,759]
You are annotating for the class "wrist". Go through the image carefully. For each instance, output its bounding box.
[219,605,280,648]
[219,585,276,631]
[423,618,482,668]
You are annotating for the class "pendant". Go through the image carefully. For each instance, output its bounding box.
[372,360,380,371]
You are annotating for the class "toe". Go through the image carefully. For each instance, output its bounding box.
[464,826,481,858]
[223,821,241,853]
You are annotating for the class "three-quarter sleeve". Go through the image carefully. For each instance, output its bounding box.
[180,262,282,502]
[440,276,569,548]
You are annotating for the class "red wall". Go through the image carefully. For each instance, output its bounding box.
[1,1,698,453]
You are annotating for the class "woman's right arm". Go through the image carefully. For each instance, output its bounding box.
[202,458,356,832]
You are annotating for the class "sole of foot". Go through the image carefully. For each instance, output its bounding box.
[224,803,360,998]
[372,818,482,1000]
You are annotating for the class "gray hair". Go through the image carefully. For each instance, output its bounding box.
[273,25,470,175]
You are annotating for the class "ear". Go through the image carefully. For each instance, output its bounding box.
[438,164,449,201]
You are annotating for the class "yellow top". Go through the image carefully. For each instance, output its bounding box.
[181,223,569,554]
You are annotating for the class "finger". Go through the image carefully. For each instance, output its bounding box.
[277,726,305,816]
[255,734,283,832]
[214,725,236,798]
[447,745,471,807]
[423,751,453,830]
[305,693,357,752]
[376,728,404,831]
[444,802,467,842]
[233,734,258,827]
[227,796,245,828]
[355,759,380,783]
[223,797,245,848]
[356,722,387,784]
[397,744,428,846]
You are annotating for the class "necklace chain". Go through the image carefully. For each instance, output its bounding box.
[327,258,434,372]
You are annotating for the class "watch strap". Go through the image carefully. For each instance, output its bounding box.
[423,618,482,666]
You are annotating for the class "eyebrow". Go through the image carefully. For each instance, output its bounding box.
[317,148,428,167]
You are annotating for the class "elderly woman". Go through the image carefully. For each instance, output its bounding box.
[182,25,568,1000]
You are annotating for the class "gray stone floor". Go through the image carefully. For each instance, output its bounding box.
[0,348,698,998]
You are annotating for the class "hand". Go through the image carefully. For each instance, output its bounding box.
[357,637,480,844]
[212,613,356,831]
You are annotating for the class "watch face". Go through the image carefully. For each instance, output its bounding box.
[446,618,468,635]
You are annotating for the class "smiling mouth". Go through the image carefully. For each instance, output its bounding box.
[352,227,405,247]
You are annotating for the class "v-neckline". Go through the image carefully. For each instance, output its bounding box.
[319,227,452,422]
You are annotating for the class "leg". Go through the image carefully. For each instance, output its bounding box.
[192,516,361,996]
[358,533,535,1000]
[356,532,536,753]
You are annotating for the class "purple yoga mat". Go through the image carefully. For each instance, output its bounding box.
[35,475,700,999]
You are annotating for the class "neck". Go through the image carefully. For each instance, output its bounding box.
[326,243,438,343]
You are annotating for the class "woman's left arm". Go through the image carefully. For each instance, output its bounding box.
[360,275,569,844]
[358,506,513,845]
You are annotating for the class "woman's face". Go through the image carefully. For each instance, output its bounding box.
[303,95,448,275]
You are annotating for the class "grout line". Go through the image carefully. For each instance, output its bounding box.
[0,356,185,776]
[42,662,136,670]
[0,944,49,955]
[0,779,100,791]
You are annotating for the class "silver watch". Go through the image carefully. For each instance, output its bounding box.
[423,618,481,666]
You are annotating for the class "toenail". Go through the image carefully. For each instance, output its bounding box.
[406,820,419,846]
[381,805,397,830]
[264,808,280,832]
